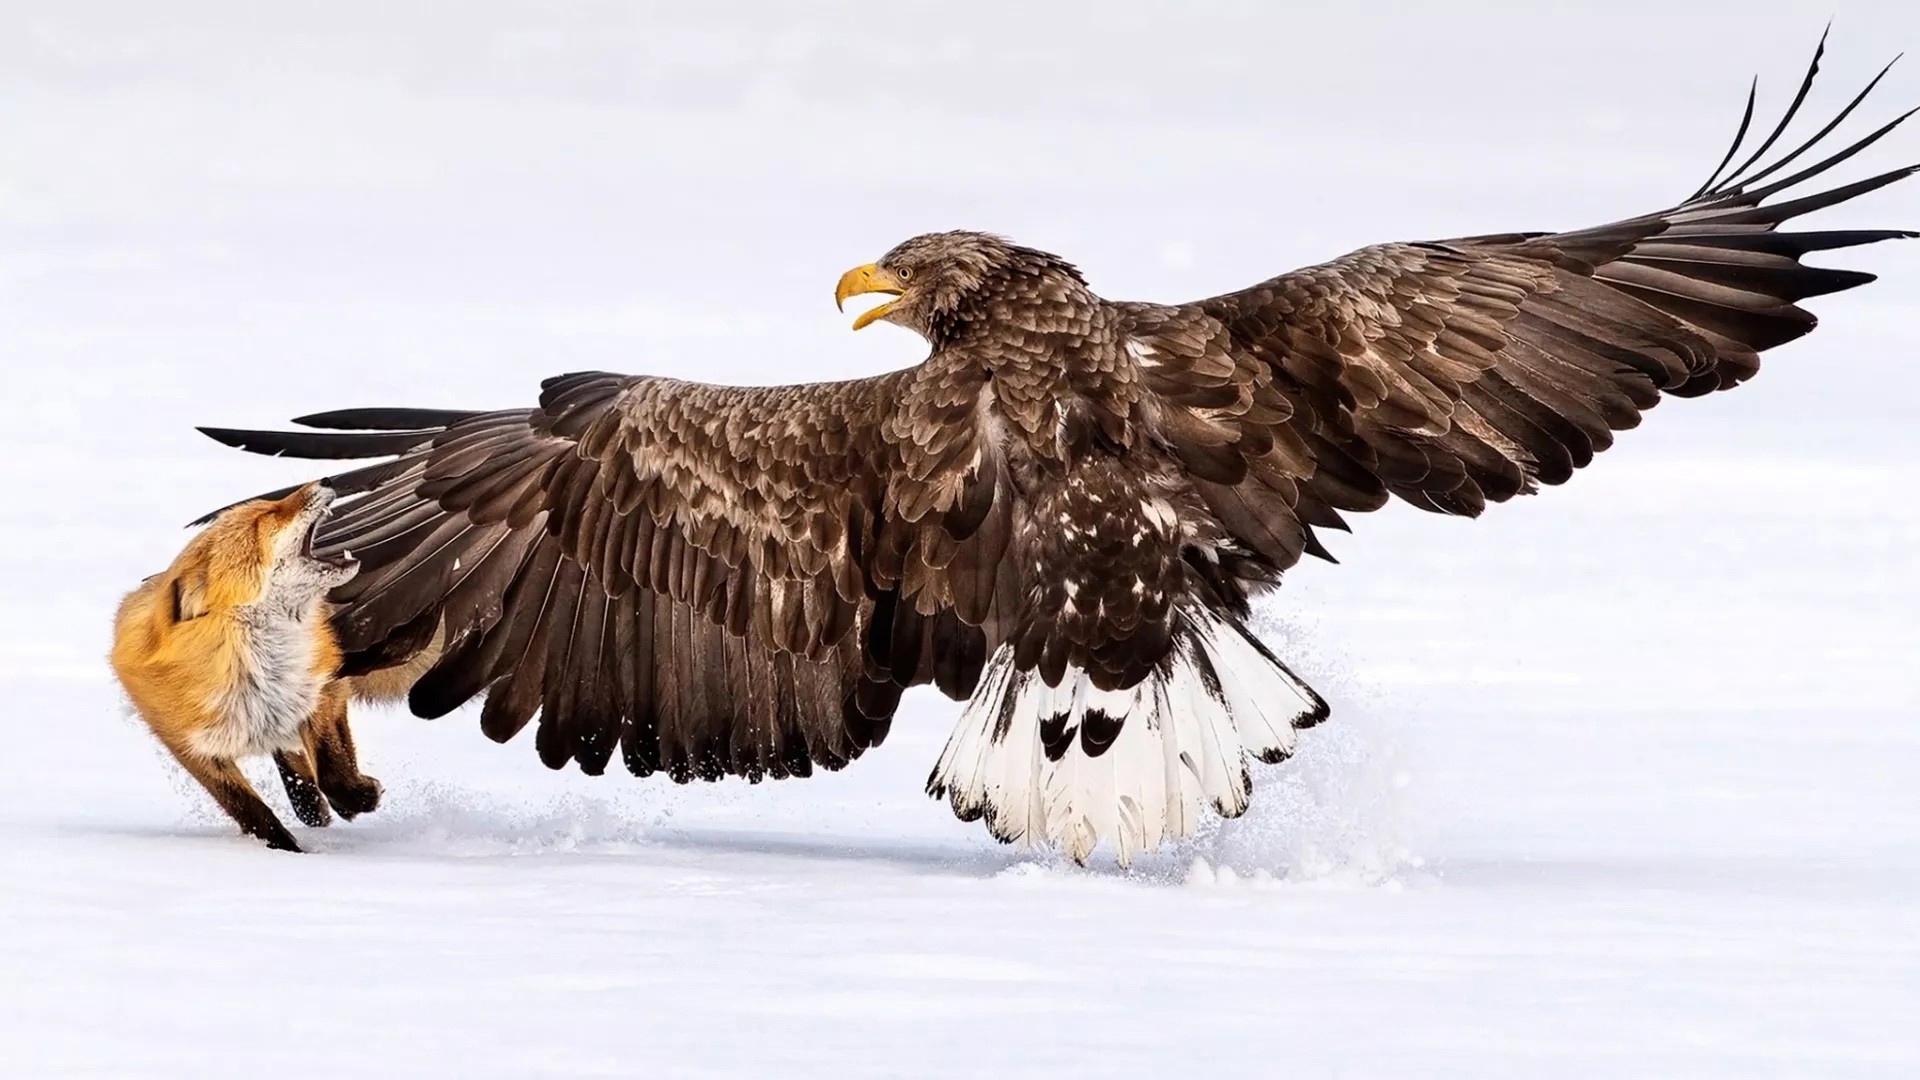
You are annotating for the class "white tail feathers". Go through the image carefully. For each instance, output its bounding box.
[926,606,1329,866]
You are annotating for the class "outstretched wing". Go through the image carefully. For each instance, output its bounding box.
[1126,39,1916,580]
[200,365,1016,782]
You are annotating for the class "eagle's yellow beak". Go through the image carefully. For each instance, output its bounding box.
[834,264,907,331]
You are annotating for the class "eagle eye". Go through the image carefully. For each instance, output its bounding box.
[896,266,913,282]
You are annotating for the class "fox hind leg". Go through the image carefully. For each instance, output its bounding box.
[274,749,332,828]
[305,684,382,820]
[170,746,302,852]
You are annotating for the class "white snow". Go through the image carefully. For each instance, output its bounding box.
[4,4,1919,1077]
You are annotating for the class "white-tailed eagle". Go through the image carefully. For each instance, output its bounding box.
[202,41,1915,864]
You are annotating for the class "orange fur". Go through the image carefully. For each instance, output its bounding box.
[110,482,377,851]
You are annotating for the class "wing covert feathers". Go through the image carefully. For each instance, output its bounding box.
[200,369,1010,783]
[1129,42,1913,580]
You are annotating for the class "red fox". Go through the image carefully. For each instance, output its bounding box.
[110,480,383,851]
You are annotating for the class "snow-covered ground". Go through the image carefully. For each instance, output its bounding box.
[4,4,1918,1076]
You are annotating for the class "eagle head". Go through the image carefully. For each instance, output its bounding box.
[835,230,1086,345]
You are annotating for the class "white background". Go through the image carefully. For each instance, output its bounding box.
[3,3,1917,1076]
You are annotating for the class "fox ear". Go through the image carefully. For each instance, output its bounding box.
[171,570,210,622]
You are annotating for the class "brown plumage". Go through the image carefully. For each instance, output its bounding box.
[201,41,1915,864]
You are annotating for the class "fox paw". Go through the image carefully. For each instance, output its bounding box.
[255,825,304,853]
[325,775,383,821]
[287,788,332,829]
